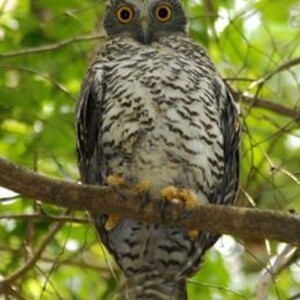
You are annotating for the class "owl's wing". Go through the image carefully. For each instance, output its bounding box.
[215,78,241,206]
[76,67,106,185]
[76,67,117,253]
[201,78,240,251]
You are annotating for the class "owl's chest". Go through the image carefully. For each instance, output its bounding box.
[99,53,224,192]
[101,54,219,136]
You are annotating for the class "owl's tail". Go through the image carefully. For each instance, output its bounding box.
[120,278,187,300]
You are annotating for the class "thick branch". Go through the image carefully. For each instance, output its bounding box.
[0,157,300,245]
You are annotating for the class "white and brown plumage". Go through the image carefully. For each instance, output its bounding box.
[76,0,240,298]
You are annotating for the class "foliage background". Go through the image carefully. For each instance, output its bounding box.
[0,0,300,299]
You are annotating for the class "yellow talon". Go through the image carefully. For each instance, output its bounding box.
[135,179,152,193]
[105,175,127,231]
[161,185,200,240]
[107,175,127,187]
[187,229,199,239]
[160,186,178,201]
[177,189,199,209]
[105,214,120,231]
[160,186,199,209]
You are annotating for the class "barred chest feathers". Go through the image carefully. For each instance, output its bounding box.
[96,36,225,200]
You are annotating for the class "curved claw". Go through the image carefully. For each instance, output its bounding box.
[134,179,152,193]
[160,186,200,209]
[105,175,128,231]
[107,175,128,187]
[160,185,200,239]
[134,180,152,213]
[104,214,120,231]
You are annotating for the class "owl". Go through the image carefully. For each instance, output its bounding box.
[76,0,240,298]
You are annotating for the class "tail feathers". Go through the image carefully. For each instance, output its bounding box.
[119,278,187,300]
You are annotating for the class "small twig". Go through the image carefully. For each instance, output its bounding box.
[256,57,300,85]
[288,291,300,300]
[188,280,250,299]
[0,213,88,224]
[230,89,300,120]
[40,256,117,274]
[0,65,75,101]
[0,215,67,286]
[255,245,298,300]
[0,285,26,300]
[245,57,300,107]
[0,34,105,58]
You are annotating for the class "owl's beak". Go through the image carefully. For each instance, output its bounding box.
[139,16,151,44]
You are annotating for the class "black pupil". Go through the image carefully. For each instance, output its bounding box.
[158,7,169,19]
[120,9,131,20]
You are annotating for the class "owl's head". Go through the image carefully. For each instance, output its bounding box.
[103,0,187,44]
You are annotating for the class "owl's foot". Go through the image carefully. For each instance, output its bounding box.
[107,175,128,188]
[160,186,200,239]
[105,175,128,231]
[134,180,152,212]
[160,186,199,209]
[134,179,152,193]
[104,214,120,231]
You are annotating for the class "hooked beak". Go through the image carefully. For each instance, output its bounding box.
[139,16,151,44]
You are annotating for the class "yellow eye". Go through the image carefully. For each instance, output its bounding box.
[116,5,134,24]
[155,4,172,23]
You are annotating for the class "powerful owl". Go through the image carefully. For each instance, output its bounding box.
[76,0,240,298]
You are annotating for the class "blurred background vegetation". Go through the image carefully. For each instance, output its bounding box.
[0,0,300,299]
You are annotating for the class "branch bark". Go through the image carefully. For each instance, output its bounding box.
[0,157,300,246]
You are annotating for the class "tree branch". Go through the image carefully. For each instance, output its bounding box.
[0,157,300,246]
[230,89,300,120]
[0,34,104,58]
[0,213,88,224]
[255,57,300,84]
[255,245,299,300]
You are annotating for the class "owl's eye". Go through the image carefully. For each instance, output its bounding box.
[155,4,172,23]
[116,5,134,24]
